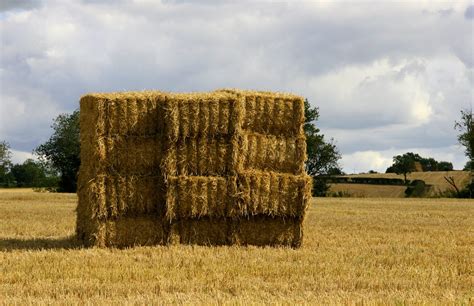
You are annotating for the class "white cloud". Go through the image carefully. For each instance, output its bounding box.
[342,145,467,174]
[10,149,35,165]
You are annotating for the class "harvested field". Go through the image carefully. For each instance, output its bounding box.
[1,189,473,304]
[333,171,471,197]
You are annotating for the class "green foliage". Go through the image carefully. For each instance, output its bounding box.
[386,152,453,174]
[405,180,429,198]
[437,161,454,171]
[35,110,80,193]
[10,159,59,188]
[0,141,15,187]
[463,160,474,171]
[454,109,474,198]
[455,109,474,162]
[391,153,418,184]
[304,99,342,196]
[11,159,44,187]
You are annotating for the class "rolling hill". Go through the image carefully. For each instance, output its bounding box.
[329,171,471,198]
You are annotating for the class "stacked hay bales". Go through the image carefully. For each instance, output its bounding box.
[77,89,312,248]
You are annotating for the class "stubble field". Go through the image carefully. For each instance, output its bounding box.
[0,189,472,304]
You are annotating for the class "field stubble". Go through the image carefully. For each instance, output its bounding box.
[0,189,472,304]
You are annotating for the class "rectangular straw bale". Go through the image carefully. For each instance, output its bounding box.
[242,95,303,136]
[237,133,306,174]
[231,216,303,248]
[78,174,164,220]
[80,91,165,138]
[80,95,107,138]
[162,137,232,176]
[165,176,229,221]
[80,135,163,177]
[163,93,239,140]
[231,171,312,218]
[102,217,166,248]
[215,89,305,137]
[168,217,230,246]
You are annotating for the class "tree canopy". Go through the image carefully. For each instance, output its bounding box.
[455,109,474,198]
[386,153,453,175]
[0,141,14,187]
[35,110,80,192]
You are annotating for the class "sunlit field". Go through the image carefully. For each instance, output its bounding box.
[0,189,472,304]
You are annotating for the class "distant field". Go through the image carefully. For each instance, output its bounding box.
[330,171,471,198]
[0,189,472,304]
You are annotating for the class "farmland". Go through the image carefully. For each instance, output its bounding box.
[0,189,473,304]
[330,170,471,198]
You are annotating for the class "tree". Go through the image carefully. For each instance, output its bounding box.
[386,153,453,173]
[455,109,474,198]
[11,159,45,187]
[304,99,342,196]
[35,110,80,192]
[437,161,453,171]
[0,141,14,187]
[455,109,474,163]
[463,160,474,171]
[391,153,418,184]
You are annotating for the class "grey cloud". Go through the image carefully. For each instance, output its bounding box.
[465,5,474,19]
[0,0,41,12]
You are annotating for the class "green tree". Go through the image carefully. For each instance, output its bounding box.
[11,159,59,188]
[437,161,453,171]
[463,160,474,171]
[304,99,342,196]
[0,141,14,187]
[455,109,474,163]
[455,109,474,198]
[35,110,80,192]
[391,153,418,184]
[11,159,45,187]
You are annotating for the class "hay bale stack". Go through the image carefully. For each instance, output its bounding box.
[77,89,311,248]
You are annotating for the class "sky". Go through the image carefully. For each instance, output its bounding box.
[0,0,473,173]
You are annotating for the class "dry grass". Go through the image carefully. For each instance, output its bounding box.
[1,188,473,304]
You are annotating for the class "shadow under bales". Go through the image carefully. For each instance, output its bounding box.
[0,236,81,251]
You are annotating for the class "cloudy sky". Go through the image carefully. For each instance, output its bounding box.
[0,0,473,172]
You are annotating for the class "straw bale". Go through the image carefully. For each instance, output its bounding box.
[81,135,163,177]
[162,92,239,140]
[236,133,306,174]
[232,171,312,218]
[165,176,229,220]
[168,218,230,246]
[168,216,302,247]
[80,91,166,137]
[161,137,232,177]
[78,174,164,220]
[102,217,166,248]
[78,217,166,248]
[215,89,305,137]
[231,216,303,248]
[79,95,107,138]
